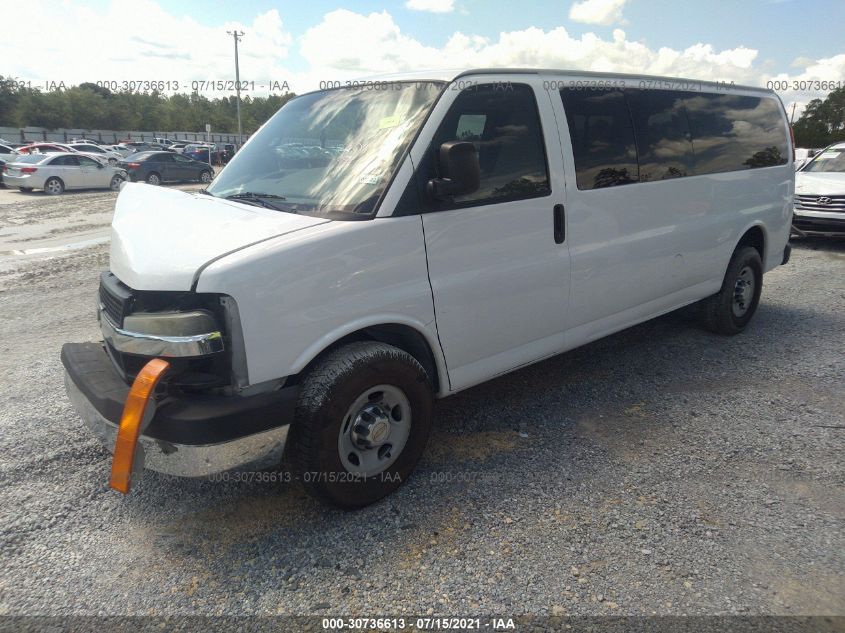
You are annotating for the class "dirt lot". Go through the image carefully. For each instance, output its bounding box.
[0,187,842,618]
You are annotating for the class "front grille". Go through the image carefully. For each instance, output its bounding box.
[795,194,845,213]
[99,272,133,327]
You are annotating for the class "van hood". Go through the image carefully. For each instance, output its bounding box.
[110,183,330,291]
[795,171,845,195]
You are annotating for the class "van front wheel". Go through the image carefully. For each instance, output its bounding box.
[290,341,433,509]
[702,246,763,335]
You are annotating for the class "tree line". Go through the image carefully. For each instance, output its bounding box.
[0,76,295,134]
[791,87,845,149]
[2,75,843,149]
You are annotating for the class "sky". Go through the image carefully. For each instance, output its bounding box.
[3,0,844,116]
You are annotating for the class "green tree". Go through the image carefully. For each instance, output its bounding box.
[793,87,845,148]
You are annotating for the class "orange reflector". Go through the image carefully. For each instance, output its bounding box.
[110,358,170,494]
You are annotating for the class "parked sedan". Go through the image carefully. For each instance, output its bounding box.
[16,143,109,165]
[3,153,126,194]
[119,151,213,185]
[69,143,123,165]
[0,143,18,188]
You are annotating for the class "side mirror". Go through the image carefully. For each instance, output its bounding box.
[427,141,480,200]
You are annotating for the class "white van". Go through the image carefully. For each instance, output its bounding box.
[62,69,794,507]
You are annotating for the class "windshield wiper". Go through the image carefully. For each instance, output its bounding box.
[224,191,288,211]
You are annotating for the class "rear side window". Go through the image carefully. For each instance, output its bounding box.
[51,155,80,166]
[559,88,638,190]
[428,83,550,206]
[625,89,694,181]
[684,94,789,173]
[560,86,788,190]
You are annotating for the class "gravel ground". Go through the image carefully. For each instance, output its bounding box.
[0,190,842,618]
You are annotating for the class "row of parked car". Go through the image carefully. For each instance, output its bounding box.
[0,137,227,194]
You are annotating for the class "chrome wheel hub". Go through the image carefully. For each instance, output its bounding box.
[732,266,755,317]
[338,384,411,477]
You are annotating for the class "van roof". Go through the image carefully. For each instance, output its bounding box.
[360,68,774,95]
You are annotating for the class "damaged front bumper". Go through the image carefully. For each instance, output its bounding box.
[61,342,295,478]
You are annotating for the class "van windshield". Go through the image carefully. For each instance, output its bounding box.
[207,81,443,218]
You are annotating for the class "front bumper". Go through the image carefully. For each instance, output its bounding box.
[61,342,296,478]
[793,209,845,236]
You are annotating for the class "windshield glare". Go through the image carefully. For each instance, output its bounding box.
[208,81,443,217]
[802,148,845,173]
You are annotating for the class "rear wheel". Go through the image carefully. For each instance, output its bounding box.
[108,158,117,166]
[44,177,64,195]
[146,172,161,186]
[290,342,433,509]
[701,246,763,335]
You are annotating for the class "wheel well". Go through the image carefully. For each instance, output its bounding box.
[737,226,765,261]
[300,324,442,393]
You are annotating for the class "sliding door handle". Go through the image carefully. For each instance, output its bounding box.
[553,204,565,244]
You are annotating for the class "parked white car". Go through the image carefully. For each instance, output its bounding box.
[3,152,126,194]
[62,69,793,507]
[69,143,123,165]
[793,142,845,235]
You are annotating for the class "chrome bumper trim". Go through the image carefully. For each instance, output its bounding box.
[100,310,224,357]
[65,372,289,477]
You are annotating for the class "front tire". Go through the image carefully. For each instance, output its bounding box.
[109,175,124,191]
[701,246,763,335]
[199,170,212,183]
[290,342,433,509]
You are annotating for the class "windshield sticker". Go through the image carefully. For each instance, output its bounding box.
[378,115,403,129]
[358,173,382,185]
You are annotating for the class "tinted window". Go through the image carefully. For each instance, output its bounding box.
[149,152,173,162]
[77,156,100,167]
[51,155,80,166]
[429,83,550,205]
[560,88,638,190]
[625,89,694,181]
[684,94,788,174]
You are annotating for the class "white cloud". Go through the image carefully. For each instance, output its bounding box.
[0,0,292,94]
[569,0,628,26]
[405,0,455,13]
[1,1,841,119]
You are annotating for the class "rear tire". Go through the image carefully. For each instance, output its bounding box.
[290,341,433,509]
[44,177,64,195]
[701,246,763,335]
[146,172,161,185]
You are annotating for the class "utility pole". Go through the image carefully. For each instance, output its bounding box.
[790,102,797,125]
[227,30,245,145]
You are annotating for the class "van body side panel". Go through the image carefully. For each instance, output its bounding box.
[549,76,793,335]
[194,216,444,389]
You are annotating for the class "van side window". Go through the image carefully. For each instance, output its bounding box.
[684,94,789,174]
[429,83,550,206]
[559,88,638,190]
[625,89,694,181]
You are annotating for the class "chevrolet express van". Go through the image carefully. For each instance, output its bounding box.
[62,69,794,508]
